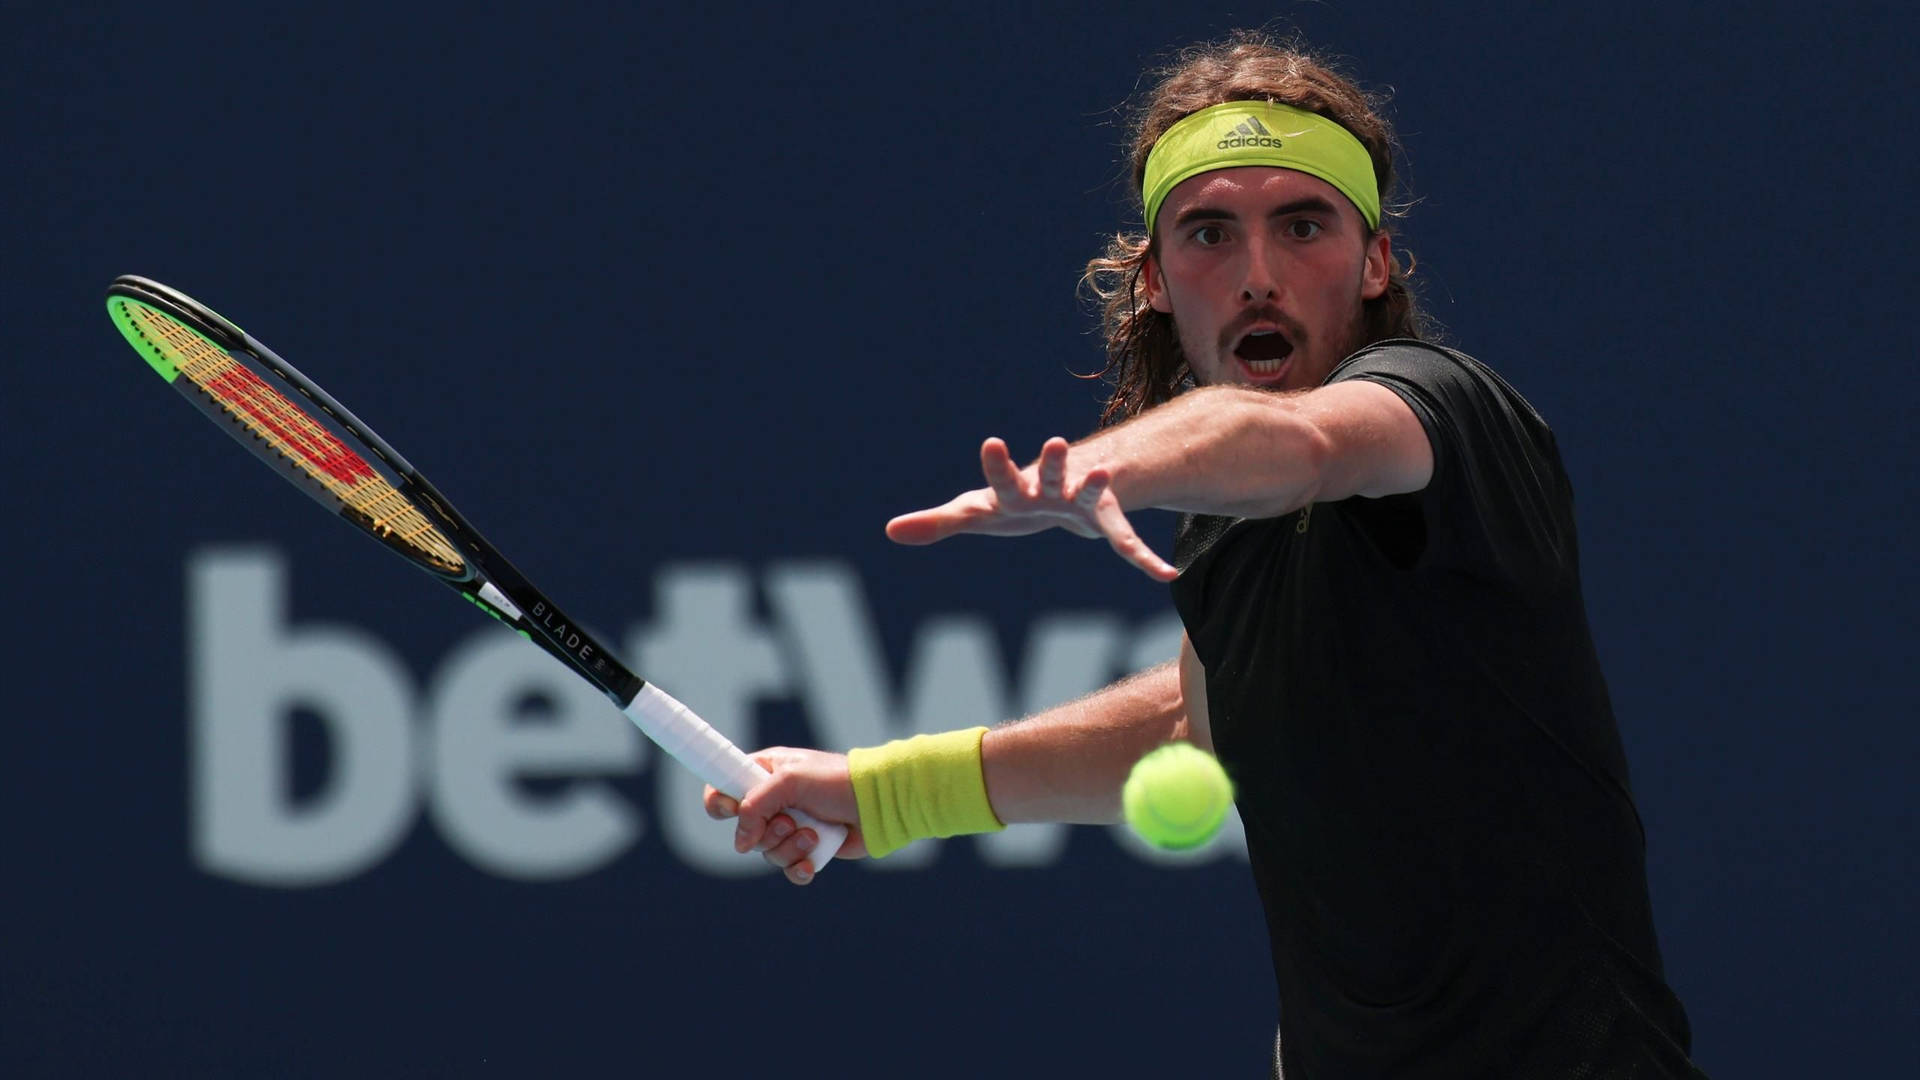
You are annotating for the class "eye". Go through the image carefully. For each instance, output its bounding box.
[1285,219,1323,240]
[1190,224,1227,246]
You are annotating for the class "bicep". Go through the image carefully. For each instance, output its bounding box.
[1177,633,1213,753]
[1297,379,1434,501]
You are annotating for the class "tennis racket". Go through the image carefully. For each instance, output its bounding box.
[106,274,848,871]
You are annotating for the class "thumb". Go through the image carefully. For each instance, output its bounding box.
[886,492,984,545]
[885,509,942,545]
[731,753,801,854]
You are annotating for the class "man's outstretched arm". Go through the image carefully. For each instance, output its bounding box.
[887,380,1433,578]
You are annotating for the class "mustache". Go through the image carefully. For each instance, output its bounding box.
[1218,307,1306,350]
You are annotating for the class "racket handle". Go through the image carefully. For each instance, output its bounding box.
[622,682,849,871]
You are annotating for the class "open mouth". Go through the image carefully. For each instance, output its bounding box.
[1233,330,1294,377]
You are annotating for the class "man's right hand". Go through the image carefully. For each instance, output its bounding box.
[704,748,867,885]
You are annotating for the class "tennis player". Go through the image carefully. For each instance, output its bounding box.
[707,32,1710,1078]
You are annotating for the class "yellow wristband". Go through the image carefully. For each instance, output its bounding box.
[847,727,1006,858]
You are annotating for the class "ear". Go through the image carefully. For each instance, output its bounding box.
[1360,230,1392,301]
[1142,251,1175,314]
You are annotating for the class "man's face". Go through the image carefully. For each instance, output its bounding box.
[1142,166,1390,392]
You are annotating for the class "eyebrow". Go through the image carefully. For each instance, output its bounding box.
[1171,195,1343,229]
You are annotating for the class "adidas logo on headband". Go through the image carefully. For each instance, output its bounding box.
[1218,115,1284,150]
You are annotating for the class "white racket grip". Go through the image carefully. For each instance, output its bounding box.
[622,682,848,870]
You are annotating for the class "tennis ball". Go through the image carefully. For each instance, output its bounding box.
[1123,742,1233,850]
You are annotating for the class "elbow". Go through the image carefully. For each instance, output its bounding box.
[1291,413,1336,504]
[1227,396,1332,517]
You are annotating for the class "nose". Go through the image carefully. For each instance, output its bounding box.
[1238,233,1281,304]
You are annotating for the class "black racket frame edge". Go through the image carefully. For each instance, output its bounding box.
[107,275,645,707]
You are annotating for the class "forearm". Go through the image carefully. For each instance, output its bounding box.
[981,660,1187,825]
[721,662,1189,878]
[1078,385,1331,519]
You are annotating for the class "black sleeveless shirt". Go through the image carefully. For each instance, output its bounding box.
[1172,341,1707,1078]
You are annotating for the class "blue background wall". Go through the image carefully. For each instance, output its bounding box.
[5,2,1913,1075]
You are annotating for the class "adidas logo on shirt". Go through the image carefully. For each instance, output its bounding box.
[1216,115,1285,150]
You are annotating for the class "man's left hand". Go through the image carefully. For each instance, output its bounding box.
[886,436,1178,582]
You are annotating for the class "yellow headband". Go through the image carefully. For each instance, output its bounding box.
[1142,100,1381,236]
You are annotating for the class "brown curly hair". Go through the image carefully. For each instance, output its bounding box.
[1082,32,1432,426]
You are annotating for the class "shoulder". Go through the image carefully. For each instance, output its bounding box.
[1329,341,1577,578]
[1331,340,1548,423]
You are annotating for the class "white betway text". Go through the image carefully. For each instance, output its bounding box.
[189,548,1247,887]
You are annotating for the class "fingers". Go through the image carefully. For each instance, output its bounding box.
[1037,436,1068,500]
[731,795,822,886]
[730,754,794,855]
[1109,530,1180,582]
[1083,471,1179,581]
[736,810,798,856]
[716,748,861,884]
[703,784,738,820]
[1072,467,1111,513]
[889,436,1167,574]
[979,437,1026,503]
[761,828,822,886]
[886,437,1028,547]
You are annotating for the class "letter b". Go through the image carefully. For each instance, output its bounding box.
[189,549,416,886]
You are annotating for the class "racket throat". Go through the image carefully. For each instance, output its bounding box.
[476,580,523,620]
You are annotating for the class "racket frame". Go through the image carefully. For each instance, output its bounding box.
[107,274,643,707]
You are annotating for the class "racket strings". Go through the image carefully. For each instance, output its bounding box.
[123,302,467,574]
